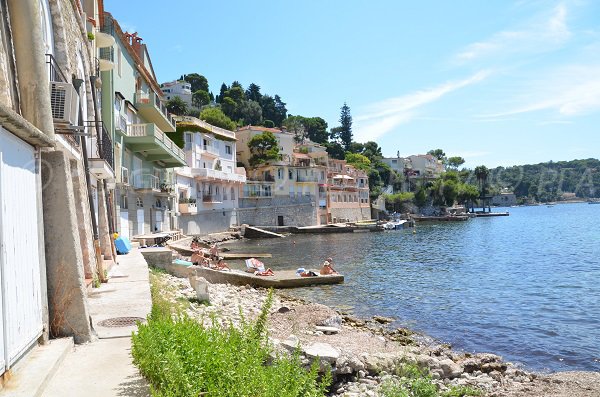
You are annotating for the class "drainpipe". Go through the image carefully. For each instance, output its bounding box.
[7,0,54,137]
[73,78,106,282]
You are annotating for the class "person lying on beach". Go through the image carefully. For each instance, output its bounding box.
[320,257,338,275]
[255,268,274,276]
[214,258,231,271]
[296,267,318,277]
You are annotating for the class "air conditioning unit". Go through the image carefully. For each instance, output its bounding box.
[49,81,80,125]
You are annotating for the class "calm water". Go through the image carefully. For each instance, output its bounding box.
[227,203,600,372]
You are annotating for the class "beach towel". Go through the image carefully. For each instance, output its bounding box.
[245,258,265,272]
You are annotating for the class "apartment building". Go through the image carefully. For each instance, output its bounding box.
[235,126,326,226]
[326,159,371,223]
[382,153,444,192]
[174,116,246,235]
[99,13,185,239]
[161,79,193,107]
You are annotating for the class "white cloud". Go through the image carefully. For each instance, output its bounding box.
[455,4,571,63]
[480,64,600,118]
[354,71,490,142]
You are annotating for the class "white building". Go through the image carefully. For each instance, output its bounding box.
[161,80,193,107]
[175,116,246,235]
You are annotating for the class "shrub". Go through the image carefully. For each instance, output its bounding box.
[132,277,330,397]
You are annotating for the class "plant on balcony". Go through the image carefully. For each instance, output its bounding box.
[87,32,95,41]
[160,183,173,194]
[214,160,222,171]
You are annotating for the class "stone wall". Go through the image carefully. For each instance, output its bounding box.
[179,210,235,236]
[330,206,371,223]
[237,196,317,227]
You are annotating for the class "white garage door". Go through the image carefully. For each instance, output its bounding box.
[0,128,44,374]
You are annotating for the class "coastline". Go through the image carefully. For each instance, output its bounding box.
[154,262,600,397]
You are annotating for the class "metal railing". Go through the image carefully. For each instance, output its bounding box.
[99,124,114,169]
[202,144,219,155]
[202,194,222,203]
[126,123,185,161]
[46,53,68,83]
[99,46,114,63]
[134,174,159,190]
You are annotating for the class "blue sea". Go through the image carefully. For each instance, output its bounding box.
[228,203,600,372]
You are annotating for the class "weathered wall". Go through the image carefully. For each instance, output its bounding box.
[41,151,94,343]
[70,159,97,279]
[237,196,317,227]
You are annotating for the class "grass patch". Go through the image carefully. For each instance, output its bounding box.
[379,364,481,397]
[132,271,330,397]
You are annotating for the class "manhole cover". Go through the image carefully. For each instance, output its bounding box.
[97,317,145,327]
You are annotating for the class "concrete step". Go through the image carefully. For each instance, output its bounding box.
[0,338,73,397]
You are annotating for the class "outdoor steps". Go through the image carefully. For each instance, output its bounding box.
[0,338,73,397]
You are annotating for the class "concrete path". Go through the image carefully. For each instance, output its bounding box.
[42,247,152,397]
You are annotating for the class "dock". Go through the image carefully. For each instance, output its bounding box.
[474,212,509,217]
[241,225,286,238]
[412,215,469,222]
[194,268,344,288]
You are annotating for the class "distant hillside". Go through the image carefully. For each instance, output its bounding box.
[485,158,600,202]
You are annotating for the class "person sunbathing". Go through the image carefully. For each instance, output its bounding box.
[245,258,265,273]
[215,258,231,271]
[255,268,274,276]
[320,257,338,275]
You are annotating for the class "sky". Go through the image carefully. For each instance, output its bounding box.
[103,0,600,168]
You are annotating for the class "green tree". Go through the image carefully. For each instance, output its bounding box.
[457,183,480,206]
[245,83,262,103]
[283,116,307,144]
[303,117,329,144]
[220,97,238,120]
[427,149,447,162]
[414,185,428,208]
[166,96,187,115]
[345,153,371,171]
[363,141,383,162]
[215,83,228,103]
[347,142,365,154]
[325,142,345,160]
[447,156,465,170]
[273,95,287,126]
[339,102,353,150]
[199,107,236,131]
[192,90,210,108]
[182,73,209,92]
[474,165,490,197]
[238,100,263,125]
[248,131,280,166]
[263,120,275,128]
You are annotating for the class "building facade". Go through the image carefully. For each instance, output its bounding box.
[235,126,326,226]
[161,79,193,107]
[326,159,371,223]
[174,116,246,235]
[99,12,185,240]
[382,153,444,192]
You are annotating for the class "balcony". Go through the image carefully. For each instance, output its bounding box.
[125,123,186,167]
[134,90,176,132]
[115,114,127,134]
[88,122,115,180]
[191,168,246,183]
[202,144,220,157]
[134,174,159,191]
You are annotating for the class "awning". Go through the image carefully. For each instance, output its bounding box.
[333,174,354,180]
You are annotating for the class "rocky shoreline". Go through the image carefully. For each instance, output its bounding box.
[155,269,600,397]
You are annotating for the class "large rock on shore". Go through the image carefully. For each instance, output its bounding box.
[304,342,340,363]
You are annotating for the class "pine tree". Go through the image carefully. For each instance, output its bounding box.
[339,102,353,150]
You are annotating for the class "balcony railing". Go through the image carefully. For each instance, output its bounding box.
[202,144,219,156]
[96,123,114,170]
[134,174,159,190]
[191,168,246,183]
[296,175,319,182]
[115,114,127,132]
[126,123,185,161]
[134,90,176,130]
[46,53,68,83]
[202,194,222,203]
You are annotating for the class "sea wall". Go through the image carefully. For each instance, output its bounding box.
[178,209,235,236]
[238,196,317,227]
[329,206,371,223]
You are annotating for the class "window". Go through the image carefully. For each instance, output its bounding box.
[136,197,143,208]
[231,187,235,201]
[39,0,54,56]
[225,145,232,155]
[277,168,283,179]
[114,97,122,112]
[121,194,128,209]
[288,169,293,179]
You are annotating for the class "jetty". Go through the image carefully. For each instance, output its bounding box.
[412,215,469,222]
[474,212,509,217]
[241,225,286,238]
[192,268,344,288]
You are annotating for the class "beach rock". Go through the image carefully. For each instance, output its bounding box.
[439,358,463,379]
[373,315,395,324]
[304,342,340,363]
[316,326,340,334]
[281,335,300,352]
[277,306,291,313]
[318,315,343,329]
[188,275,210,302]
